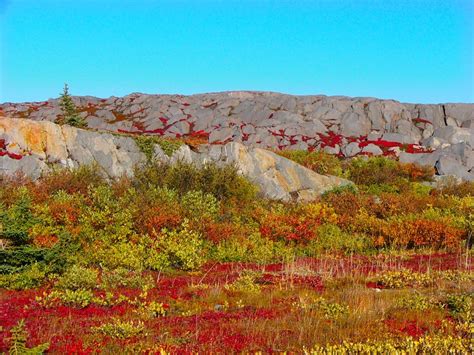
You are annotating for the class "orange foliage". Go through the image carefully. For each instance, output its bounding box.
[260,214,318,243]
[32,234,59,248]
[138,205,183,236]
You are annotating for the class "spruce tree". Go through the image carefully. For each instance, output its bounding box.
[58,83,86,128]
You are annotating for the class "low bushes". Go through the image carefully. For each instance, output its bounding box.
[0,156,471,291]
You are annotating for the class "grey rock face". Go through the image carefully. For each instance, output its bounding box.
[2,91,474,181]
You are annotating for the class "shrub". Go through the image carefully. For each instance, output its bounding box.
[93,319,145,339]
[181,190,219,221]
[134,135,184,162]
[307,224,371,255]
[277,150,343,176]
[293,295,349,320]
[133,161,258,203]
[321,184,358,198]
[0,187,36,245]
[137,301,168,319]
[31,165,104,199]
[444,294,472,321]
[39,289,95,308]
[395,294,432,311]
[213,232,292,264]
[374,270,435,289]
[307,335,471,354]
[79,185,137,244]
[386,219,465,250]
[0,263,47,290]
[225,271,261,293]
[260,203,336,244]
[55,265,98,290]
[101,267,154,290]
[91,242,146,271]
[346,156,399,185]
[346,157,433,186]
[150,220,205,271]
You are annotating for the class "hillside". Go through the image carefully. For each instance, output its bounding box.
[1,91,473,181]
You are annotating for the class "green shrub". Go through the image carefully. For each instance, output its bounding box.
[345,157,434,186]
[133,161,258,202]
[0,187,36,245]
[445,294,472,321]
[411,182,433,196]
[395,294,432,311]
[55,265,98,290]
[0,263,47,290]
[39,289,94,308]
[181,190,219,220]
[101,267,154,290]
[346,157,399,185]
[321,184,358,198]
[277,150,344,176]
[137,301,167,319]
[294,295,349,320]
[213,232,292,264]
[153,220,206,271]
[307,224,371,255]
[225,271,261,293]
[91,242,147,271]
[79,185,137,244]
[93,319,145,339]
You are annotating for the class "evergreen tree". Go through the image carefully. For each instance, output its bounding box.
[58,84,86,128]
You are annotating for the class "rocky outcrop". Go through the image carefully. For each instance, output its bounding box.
[1,91,473,180]
[0,117,350,201]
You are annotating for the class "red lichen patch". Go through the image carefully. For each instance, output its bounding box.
[358,138,432,155]
[110,110,131,123]
[78,103,99,116]
[0,151,24,160]
[317,132,343,148]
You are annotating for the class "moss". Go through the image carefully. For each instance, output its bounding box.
[156,139,183,157]
[134,135,183,162]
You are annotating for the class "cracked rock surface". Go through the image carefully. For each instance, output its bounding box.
[1,91,473,180]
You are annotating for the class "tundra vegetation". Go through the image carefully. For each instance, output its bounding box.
[0,151,472,353]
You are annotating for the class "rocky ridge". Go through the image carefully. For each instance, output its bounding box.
[0,117,350,201]
[1,91,473,180]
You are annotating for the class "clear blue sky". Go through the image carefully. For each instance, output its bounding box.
[0,0,473,103]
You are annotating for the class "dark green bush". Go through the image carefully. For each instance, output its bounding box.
[133,161,258,202]
[0,188,36,245]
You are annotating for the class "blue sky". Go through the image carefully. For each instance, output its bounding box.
[0,0,472,103]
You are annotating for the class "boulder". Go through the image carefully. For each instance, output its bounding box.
[361,144,383,156]
[436,155,474,181]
